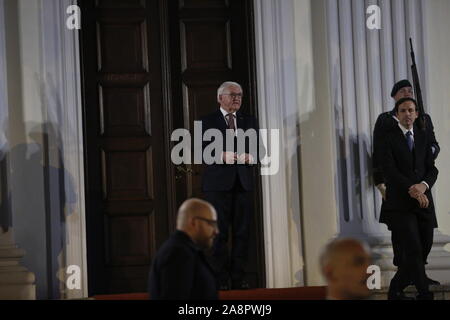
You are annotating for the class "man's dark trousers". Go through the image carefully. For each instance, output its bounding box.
[391,224,433,267]
[390,211,434,293]
[204,177,253,285]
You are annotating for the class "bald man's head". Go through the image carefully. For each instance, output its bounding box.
[320,238,371,300]
[177,198,215,228]
[176,198,218,249]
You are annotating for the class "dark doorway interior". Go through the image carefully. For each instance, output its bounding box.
[79,0,265,295]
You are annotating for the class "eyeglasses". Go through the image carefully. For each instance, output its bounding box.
[222,93,243,99]
[194,216,218,228]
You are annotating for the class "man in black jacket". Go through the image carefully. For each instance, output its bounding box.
[381,98,438,300]
[148,198,219,300]
[372,80,440,286]
[200,81,262,290]
[373,80,439,198]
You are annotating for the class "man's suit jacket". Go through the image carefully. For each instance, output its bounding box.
[148,231,218,300]
[373,110,439,186]
[200,109,263,192]
[380,125,438,229]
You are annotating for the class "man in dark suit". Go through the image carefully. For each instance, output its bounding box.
[381,97,438,300]
[148,198,219,300]
[373,80,439,198]
[200,81,262,290]
[372,79,440,286]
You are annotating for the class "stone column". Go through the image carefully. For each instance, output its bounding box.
[253,0,307,288]
[0,0,36,299]
[0,231,36,299]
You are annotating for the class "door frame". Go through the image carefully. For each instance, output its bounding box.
[163,0,266,288]
[78,0,266,293]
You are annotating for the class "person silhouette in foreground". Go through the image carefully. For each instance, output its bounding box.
[320,238,372,300]
[148,198,219,300]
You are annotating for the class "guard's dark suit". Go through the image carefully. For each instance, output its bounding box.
[381,125,438,294]
[200,109,262,286]
[148,231,218,300]
[373,111,439,267]
[373,111,439,186]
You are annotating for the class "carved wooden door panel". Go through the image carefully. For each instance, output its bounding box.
[80,0,170,294]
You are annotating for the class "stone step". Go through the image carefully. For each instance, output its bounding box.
[370,285,450,300]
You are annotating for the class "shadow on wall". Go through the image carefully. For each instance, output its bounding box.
[328,60,385,240]
[10,122,77,299]
[286,60,386,284]
[281,61,313,286]
[334,130,375,227]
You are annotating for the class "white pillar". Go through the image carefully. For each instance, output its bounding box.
[253,0,306,288]
[1,0,87,299]
[421,0,450,286]
[298,0,339,286]
[39,0,88,299]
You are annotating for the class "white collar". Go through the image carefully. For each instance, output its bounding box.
[220,107,236,118]
[398,123,414,136]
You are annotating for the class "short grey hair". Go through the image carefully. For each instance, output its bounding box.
[217,81,243,101]
[319,238,370,275]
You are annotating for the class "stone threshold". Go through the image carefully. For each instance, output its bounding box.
[370,285,450,300]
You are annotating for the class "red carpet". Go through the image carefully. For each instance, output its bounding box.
[93,286,326,300]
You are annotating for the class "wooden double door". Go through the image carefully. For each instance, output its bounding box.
[79,0,264,295]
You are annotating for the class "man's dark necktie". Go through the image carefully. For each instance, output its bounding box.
[226,113,236,130]
[406,130,414,151]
